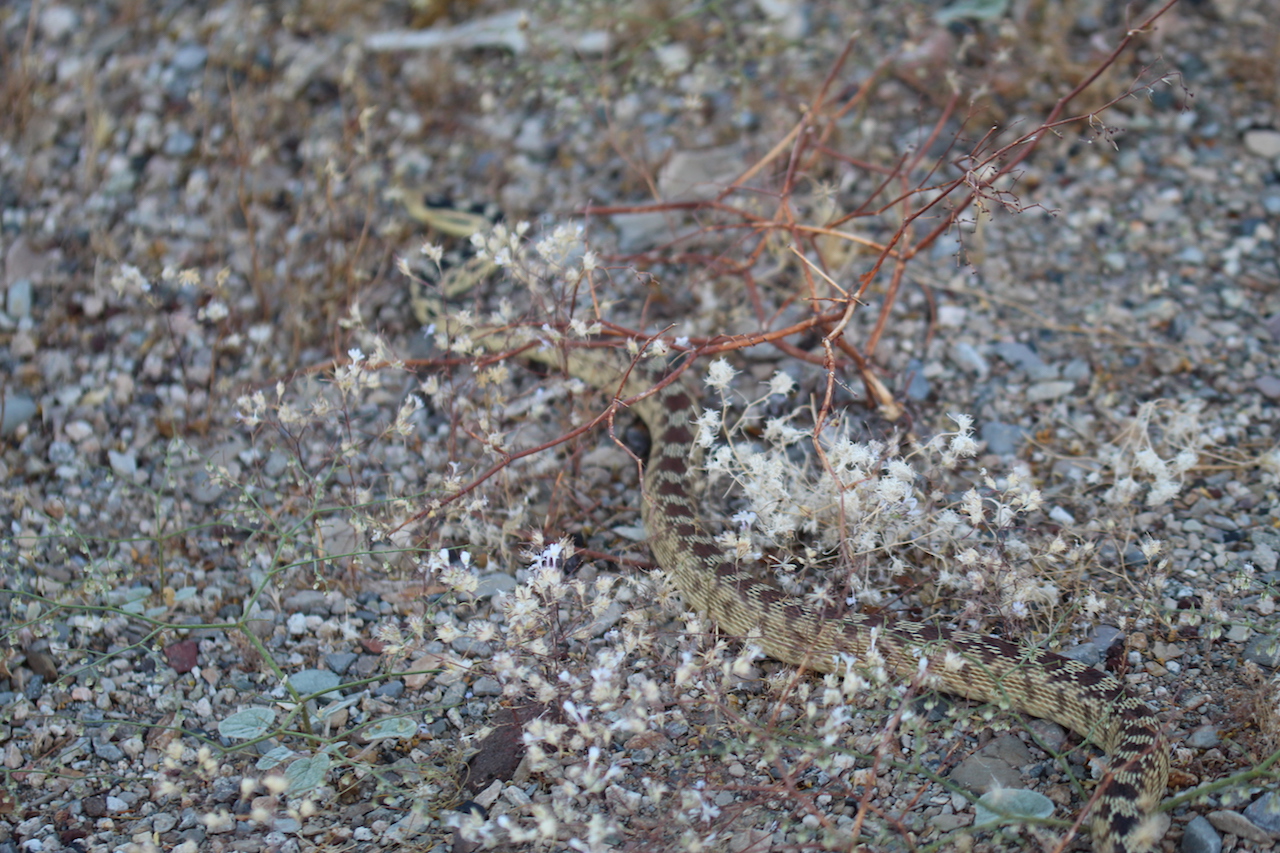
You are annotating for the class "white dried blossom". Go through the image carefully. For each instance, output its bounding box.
[199,300,229,323]
[110,264,151,296]
[763,416,807,447]
[704,358,737,393]
[694,409,722,448]
[767,371,795,396]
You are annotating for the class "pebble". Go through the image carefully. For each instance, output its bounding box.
[1254,376,1280,400]
[451,637,493,658]
[1062,358,1091,382]
[950,753,1023,792]
[1181,815,1221,853]
[473,573,518,599]
[992,341,1055,380]
[325,652,358,675]
[1263,190,1280,216]
[6,279,31,319]
[107,449,139,480]
[93,739,125,762]
[472,677,502,696]
[373,680,405,699]
[286,612,309,635]
[171,44,209,74]
[1185,725,1220,749]
[981,421,1024,455]
[1177,246,1206,264]
[1,392,37,436]
[1206,810,1271,845]
[1226,624,1251,643]
[1243,129,1280,159]
[1025,380,1074,402]
[904,359,930,400]
[39,5,78,40]
[1243,633,1280,667]
[64,420,93,442]
[949,342,989,378]
[163,130,197,158]
[283,590,331,613]
[1243,791,1280,833]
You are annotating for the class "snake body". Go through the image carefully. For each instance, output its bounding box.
[536,347,1168,852]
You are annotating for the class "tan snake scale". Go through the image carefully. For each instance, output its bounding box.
[523,345,1169,852]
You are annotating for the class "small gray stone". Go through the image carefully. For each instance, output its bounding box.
[1243,633,1280,667]
[172,44,209,73]
[472,677,502,696]
[474,573,518,599]
[1251,541,1278,572]
[189,470,225,504]
[325,652,358,675]
[441,680,467,708]
[1243,129,1280,159]
[931,813,970,833]
[48,440,76,464]
[374,680,405,699]
[1059,625,1122,667]
[93,739,125,762]
[1185,725,1220,749]
[981,421,1024,456]
[1062,358,1091,383]
[1254,376,1280,400]
[6,279,31,319]
[992,342,1051,378]
[1243,791,1280,833]
[283,590,330,613]
[1,392,37,436]
[1226,624,1251,644]
[451,637,493,658]
[612,211,675,253]
[108,449,139,480]
[1181,815,1221,853]
[1026,380,1075,403]
[163,129,197,158]
[39,5,79,40]
[950,342,989,378]
[1206,810,1271,845]
[1176,246,1206,265]
[903,359,930,400]
[981,733,1034,766]
[950,753,1023,793]
[1102,251,1127,271]
[152,813,179,834]
[1026,719,1067,754]
[265,450,290,478]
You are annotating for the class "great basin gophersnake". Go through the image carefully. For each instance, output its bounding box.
[523,344,1169,852]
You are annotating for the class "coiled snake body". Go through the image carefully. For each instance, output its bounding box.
[536,347,1168,852]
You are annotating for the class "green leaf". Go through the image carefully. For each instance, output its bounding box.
[288,669,342,699]
[218,707,276,740]
[365,717,419,741]
[974,789,1055,828]
[255,746,295,770]
[284,753,331,793]
[936,0,1010,25]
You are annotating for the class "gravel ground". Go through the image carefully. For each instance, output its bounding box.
[2,2,1280,852]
